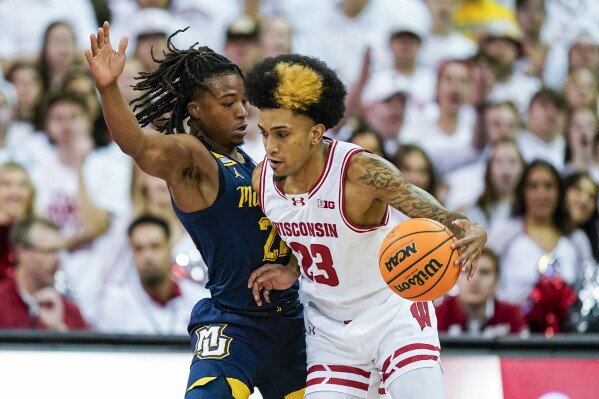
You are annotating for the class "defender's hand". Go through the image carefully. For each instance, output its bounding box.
[84,21,128,88]
[248,263,300,306]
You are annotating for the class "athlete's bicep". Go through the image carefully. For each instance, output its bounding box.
[133,131,209,183]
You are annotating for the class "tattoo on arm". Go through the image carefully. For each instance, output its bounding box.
[358,159,467,234]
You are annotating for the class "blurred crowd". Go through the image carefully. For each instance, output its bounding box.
[1,0,599,337]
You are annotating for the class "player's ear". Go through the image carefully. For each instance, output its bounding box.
[187,101,202,119]
[310,124,326,145]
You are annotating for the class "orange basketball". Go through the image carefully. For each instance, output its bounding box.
[378,218,461,301]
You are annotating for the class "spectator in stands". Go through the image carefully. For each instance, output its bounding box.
[386,19,436,109]
[392,143,439,199]
[0,162,35,282]
[259,16,293,58]
[223,14,262,75]
[516,0,550,80]
[126,8,177,72]
[0,85,17,164]
[567,23,599,82]
[464,139,525,231]
[480,20,542,115]
[0,0,96,64]
[421,0,478,71]
[358,70,410,156]
[0,217,88,331]
[5,62,43,127]
[443,100,522,212]
[117,57,146,106]
[562,67,598,112]
[564,107,599,179]
[346,117,388,160]
[26,90,131,320]
[94,215,209,335]
[453,0,517,41]
[38,21,82,92]
[563,172,599,263]
[61,66,110,148]
[487,160,593,309]
[517,88,568,171]
[436,247,528,337]
[401,59,476,176]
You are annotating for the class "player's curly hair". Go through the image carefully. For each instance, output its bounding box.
[131,28,243,134]
[245,54,346,130]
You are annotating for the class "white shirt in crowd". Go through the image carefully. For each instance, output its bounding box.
[94,277,209,335]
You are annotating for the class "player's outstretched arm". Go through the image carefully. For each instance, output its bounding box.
[348,152,487,279]
[85,22,192,182]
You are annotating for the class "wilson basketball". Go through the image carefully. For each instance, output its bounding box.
[378,218,461,301]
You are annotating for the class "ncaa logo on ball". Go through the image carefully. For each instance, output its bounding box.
[384,241,417,271]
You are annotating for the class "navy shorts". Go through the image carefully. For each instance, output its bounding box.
[185,298,306,399]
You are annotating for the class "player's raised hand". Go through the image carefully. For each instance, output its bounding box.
[84,21,128,88]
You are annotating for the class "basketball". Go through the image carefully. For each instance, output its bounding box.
[378,218,461,301]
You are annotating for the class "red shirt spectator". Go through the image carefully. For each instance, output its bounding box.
[0,278,88,330]
[436,295,526,336]
[435,247,528,337]
[0,217,88,331]
[0,224,14,281]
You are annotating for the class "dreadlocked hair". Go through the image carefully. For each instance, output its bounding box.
[131,27,243,134]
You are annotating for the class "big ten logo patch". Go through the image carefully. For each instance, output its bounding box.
[237,186,259,208]
[193,324,233,359]
[316,199,335,209]
[410,302,432,331]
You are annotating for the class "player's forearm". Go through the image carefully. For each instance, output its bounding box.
[97,83,146,157]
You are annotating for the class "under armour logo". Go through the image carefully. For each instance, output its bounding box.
[291,197,305,206]
[308,325,316,335]
[233,167,244,179]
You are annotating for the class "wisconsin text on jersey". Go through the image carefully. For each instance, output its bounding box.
[271,222,338,238]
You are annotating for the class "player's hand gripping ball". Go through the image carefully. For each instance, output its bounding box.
[378,218,461,301]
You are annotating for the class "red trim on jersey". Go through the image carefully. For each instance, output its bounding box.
[338,149,390,233]
[306,377,370,391]
[259,159,268,214]
[308,138,337,199]
[308,364,371,378]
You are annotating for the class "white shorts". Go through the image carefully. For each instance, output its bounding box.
[304,294,441,398]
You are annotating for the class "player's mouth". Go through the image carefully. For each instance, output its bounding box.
[269,159,283,171]
[233,124,248,136]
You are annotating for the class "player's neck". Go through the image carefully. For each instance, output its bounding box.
[283,141,329,194]
[197,134,243,162]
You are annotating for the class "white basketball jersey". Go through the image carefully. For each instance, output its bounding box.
[260,139,407,321]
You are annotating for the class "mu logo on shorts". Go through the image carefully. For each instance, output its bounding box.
[193,324,232,359]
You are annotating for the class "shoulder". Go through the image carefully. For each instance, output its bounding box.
[252,160,265,191]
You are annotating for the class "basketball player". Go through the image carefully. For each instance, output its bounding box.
[85,22,306,399]
[245,55,487,398]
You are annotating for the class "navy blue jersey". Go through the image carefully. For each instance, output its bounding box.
[172,148,298,313]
